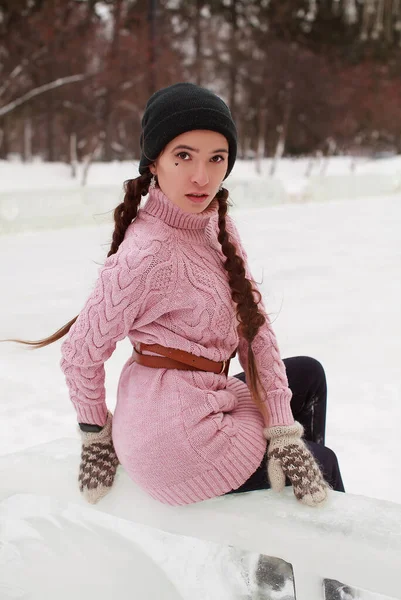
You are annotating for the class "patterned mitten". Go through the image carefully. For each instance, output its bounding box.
[78,410,119,504]
[263,422,329,507]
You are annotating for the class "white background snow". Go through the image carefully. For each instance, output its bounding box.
[0,155,400,506]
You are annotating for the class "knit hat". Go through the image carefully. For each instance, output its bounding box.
[139,82,237,180]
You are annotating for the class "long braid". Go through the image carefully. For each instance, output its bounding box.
[216,188,269,424]
[3,171,152,348]
[108,172,152,257]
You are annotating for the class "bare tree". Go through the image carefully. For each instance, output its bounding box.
[0,75,86,118]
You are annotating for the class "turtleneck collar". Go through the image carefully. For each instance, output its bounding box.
[142,186,219,230]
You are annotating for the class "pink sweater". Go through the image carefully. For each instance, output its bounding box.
[60,187,294,505]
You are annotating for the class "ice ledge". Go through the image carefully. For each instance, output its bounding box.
[1,437,400,600]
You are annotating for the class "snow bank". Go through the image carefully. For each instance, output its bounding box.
[1,156,401,234]
[302,173,400,203]
[1,439,400,600]
[0,185,123,233]
[0,179,289,234]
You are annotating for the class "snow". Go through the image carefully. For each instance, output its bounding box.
[0,156,400,599]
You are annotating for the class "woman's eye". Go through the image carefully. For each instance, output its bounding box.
[176,152,190,160]
[211,155,225,163]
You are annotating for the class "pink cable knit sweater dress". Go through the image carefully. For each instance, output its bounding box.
[60,187,294,505]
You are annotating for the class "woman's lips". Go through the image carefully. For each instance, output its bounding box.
[186,194,209,203]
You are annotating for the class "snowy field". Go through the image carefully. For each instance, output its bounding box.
[0,156,400,507]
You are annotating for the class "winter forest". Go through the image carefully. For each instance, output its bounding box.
[2,0,401,165]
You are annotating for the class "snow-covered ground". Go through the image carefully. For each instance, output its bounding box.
[1,153,401,191]
[1,157,401,600]
[0,157,400,506]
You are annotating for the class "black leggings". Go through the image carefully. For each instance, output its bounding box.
[226,356,345,494]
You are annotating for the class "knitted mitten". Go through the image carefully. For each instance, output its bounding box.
[263,422,329,507]
[78,410,119,504]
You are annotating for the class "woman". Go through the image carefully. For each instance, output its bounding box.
[7,82,345,507]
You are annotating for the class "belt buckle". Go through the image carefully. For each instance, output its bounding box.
[218,360,226,375]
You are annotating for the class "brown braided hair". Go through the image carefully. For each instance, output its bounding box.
[216,187,268,422]
[2,173,268,422]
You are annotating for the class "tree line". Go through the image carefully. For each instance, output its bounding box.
[1,0,401,165]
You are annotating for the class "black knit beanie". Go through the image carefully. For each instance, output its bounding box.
[139,82,237,180]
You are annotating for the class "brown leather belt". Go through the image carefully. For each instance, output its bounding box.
[130,342,236,376]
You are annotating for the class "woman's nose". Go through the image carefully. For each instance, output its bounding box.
[190,163,209,186]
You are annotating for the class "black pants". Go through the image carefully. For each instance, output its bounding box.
[226,356,345,494]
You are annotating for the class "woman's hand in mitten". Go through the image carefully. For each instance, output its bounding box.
[263,422,329,507]
[78,410,119,504]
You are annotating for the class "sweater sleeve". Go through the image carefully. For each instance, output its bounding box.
[225,215,294,428]
[60,236,174,426]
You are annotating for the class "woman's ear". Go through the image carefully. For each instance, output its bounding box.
[150,163,157,176]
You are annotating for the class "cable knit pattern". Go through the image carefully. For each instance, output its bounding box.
[60,187,294,505]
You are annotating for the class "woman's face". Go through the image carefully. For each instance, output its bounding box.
[149,130,229,213]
